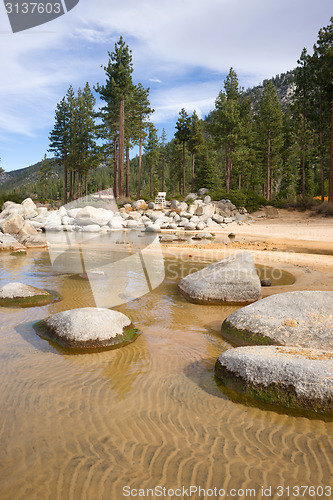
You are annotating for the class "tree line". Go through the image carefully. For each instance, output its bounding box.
[3,18,331,207]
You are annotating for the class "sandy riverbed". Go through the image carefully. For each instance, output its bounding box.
[159,208,333,295]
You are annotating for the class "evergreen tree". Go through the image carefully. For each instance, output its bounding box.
[175,108,191,195]
[96,37,134,198]
[144,123,159,198]
[38,154,53,199]
[188,111,205,192]
[209,68,243,193]
[130,83,154,199]
[49,89,72,203]
[159,128,167,192]
[257,80,283,199]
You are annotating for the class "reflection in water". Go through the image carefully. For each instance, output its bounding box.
[0,243,332,500]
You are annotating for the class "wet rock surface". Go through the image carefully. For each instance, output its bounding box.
[178,251,262,305]
[35,307,139,351]
[215,345,333,414]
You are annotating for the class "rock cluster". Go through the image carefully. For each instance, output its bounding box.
[0,199,47,250]
[0,192,247,251]
[216,291,333,415]
[34,307,139,351]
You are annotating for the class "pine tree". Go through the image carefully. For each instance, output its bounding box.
[144,123,159,198]
[129,83,153,199]
[96,37,134,198]
[188,111,205,192]
[311,18,333,202]
[257,81,283,199]
[209,68,243,193]
[175,108,191,195]
[49,89,72,203]
[38,154,53,199]
[159,128,167,192]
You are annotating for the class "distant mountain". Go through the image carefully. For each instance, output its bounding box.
[244,70,296,112]
[0,158,61,192]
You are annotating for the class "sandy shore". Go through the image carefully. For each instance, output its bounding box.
[160,208,333,295]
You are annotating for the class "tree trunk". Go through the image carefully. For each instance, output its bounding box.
[85,175,88,197]
[118,97,125,197]
[191,153,195,192]
[182,142,186,195]
[150,167,153,198]
[238,174,241,190]
[63,155,67,205]
[113,136,118,199]
[267,130,271,200]
[161,153,165,192]
[69,171,73,202]
[302,114,306,198]
[126,146,130,198]
[329,99,333,203]
[137,137,142,200]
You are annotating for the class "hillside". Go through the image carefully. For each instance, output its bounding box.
[0,158,61,192]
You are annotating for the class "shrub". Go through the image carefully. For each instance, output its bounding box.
[211,189,267,213]
[313,202,333,217]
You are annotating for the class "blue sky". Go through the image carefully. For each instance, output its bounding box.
[0,0,332,172]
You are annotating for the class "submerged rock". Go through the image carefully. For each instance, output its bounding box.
[178,251,261,305]
[35,307,138,351]
[215,345,333,414]
[221,291,333,350]
[0,282,53,307]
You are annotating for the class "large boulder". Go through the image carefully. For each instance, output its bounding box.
[21,198,37,218]
[178,252,261,305]
[0,233,26,251]
[34,307,139,351]
[0,202,25,218]
[0,282,54,307]
[75,206,113,226]
[0,213,25,234]
[195,203,215,218]
[215,345,333,414]
[221,291,333,350]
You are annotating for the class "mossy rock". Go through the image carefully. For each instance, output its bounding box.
[10,250,27,257]
[34,307,139,353]
[215,346,333,415]
[0,283,55,308]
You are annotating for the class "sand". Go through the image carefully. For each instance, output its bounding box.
[159,208,333,295]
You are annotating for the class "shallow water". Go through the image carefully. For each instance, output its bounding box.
[0,237,332,500]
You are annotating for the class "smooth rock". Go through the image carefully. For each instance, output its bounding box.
[35,307,138,350]
[197,188,209,197]
[178,252,261,305]
[0,213,25,234]
[108,218,124,229]
[215,345,333,414]
[0,282,53,307]
[0,233,26,251]
[221,291,333,350]
[82,225,101,233]
[75,206,113,226]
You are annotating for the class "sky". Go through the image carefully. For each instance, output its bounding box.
[0,0,332,172]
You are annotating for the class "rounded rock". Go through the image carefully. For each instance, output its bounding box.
[35,307,138,351]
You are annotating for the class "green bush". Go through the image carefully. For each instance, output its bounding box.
[211,189,267,213]
[313,201,333,217]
